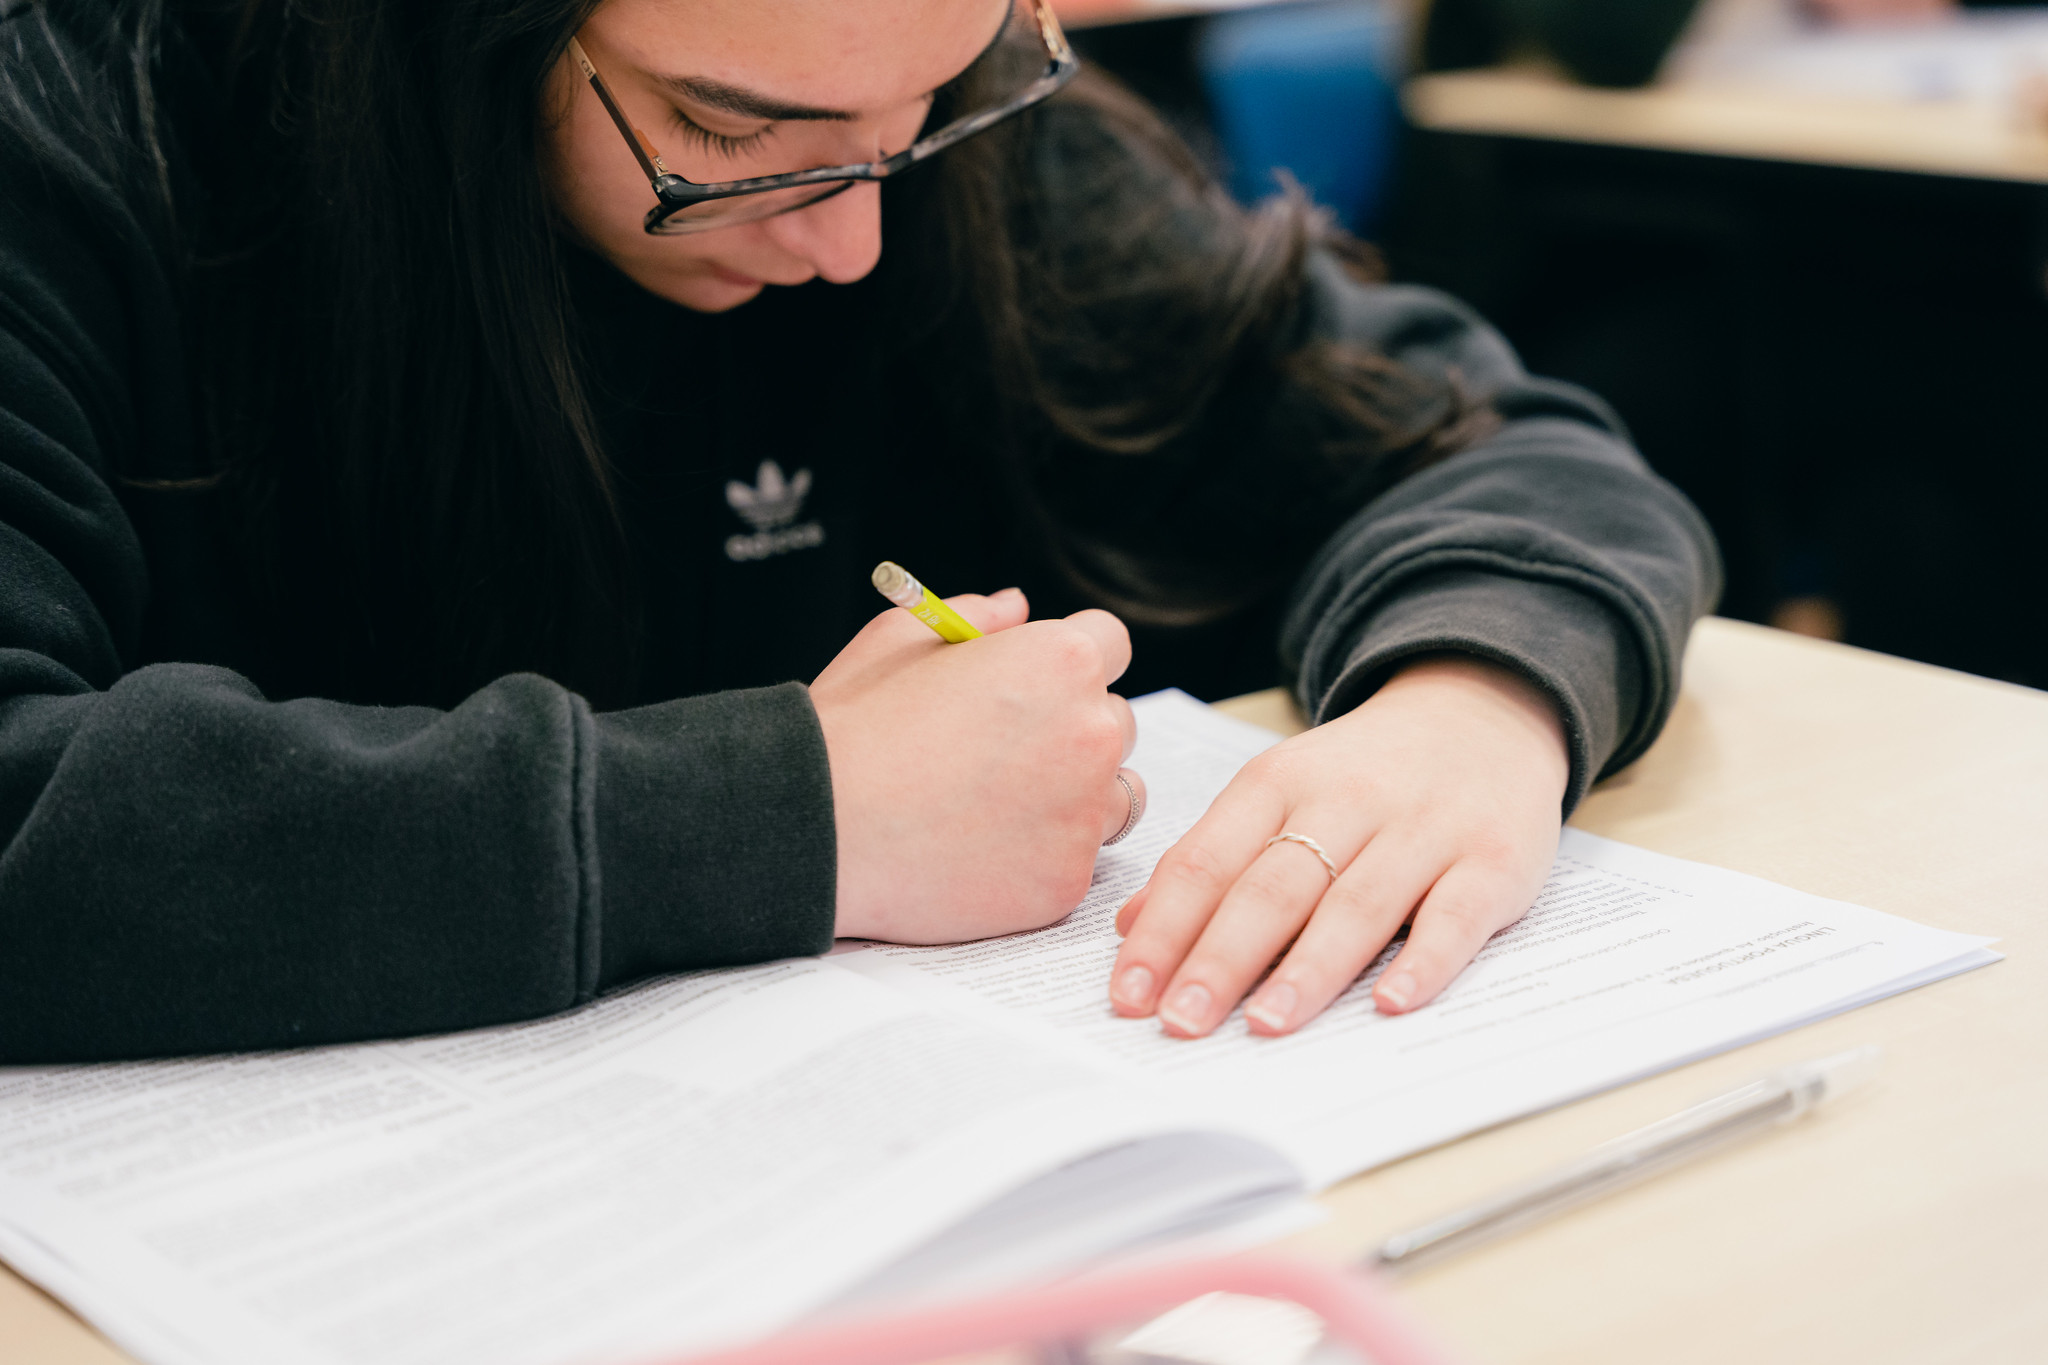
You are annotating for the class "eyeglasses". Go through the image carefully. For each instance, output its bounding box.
[566,0,1079,237]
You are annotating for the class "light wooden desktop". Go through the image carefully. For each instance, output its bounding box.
[1067,1,2048,181]
[3,616,2043,1363]
[1219,617,2048,1365]
[1404,65,2048,183]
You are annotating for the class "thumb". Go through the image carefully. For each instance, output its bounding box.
[944,587,1030,635]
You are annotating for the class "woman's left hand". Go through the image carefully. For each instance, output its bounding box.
[1108,654,1572,1037]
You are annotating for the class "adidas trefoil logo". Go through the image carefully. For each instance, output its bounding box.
[724,460,826,562]
[726,460,810,531]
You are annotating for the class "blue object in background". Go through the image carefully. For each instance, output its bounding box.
[1198,1,1408,233]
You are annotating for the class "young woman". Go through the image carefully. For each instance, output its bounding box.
[0,0,1717,1061]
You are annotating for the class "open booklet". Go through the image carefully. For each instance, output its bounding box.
[0,692,1998,1365]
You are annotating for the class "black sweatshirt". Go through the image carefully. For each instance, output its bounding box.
[0,6,1719,1061]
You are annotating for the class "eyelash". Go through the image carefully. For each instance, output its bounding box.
[670,111,772,160]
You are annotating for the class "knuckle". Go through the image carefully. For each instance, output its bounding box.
[1070,607,1121,633]
[1240,750,1287,786]
[1313,881,1383,926]
[1233,859,1302,906]
[1459,830,1524,876]
[1159,842,1231,896]
[1275,942,1346,988]
[1240,747,1313,796]
[1037,624,1100,681]
[1066,607,1127,646]
[1285,938,1346,976]
[1013,858,1096,929]
[1424,894,1491,938]
[1070,708,1123,767]
[1053,860,1095,909]
[1175,955,1236,993]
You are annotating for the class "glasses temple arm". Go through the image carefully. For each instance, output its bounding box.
[567,36,670,184]
[1028,0,1075,66]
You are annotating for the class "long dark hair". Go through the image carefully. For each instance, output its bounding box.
[6,0,1486,706]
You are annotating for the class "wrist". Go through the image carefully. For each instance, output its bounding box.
[1377,652,1571,794]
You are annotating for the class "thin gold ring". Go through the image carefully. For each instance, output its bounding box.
[1265,832,1339,881]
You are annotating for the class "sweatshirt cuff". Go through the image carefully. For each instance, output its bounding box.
[592,682,837,988]
[1308,569,1644,815]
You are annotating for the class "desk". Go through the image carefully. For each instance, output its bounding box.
[5,617,2044,1363]
[1388,69,2048,682]
[1218,617,2048,1365]
[1405,66,2048,183]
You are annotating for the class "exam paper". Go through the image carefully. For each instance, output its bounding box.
[854,691,2001,1187]
[0,690,1998,1365]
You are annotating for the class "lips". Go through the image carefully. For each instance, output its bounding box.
[708,264,764,289]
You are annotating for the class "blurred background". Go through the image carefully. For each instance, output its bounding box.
[1054,0,2048,689]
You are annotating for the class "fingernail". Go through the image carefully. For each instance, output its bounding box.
[1159,982,1212,1034]
[1245,981,1297,1032]
[1112,964,1154,1009]
[1376,971,1415,1012]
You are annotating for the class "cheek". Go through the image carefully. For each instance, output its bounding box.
[541,86,741,305]
[543,85,658,253]
[887,99,938,153]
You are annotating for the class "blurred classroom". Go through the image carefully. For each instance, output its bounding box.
[1056,0,2048,689]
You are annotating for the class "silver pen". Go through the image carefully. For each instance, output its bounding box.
[1365,1045,1884,1274]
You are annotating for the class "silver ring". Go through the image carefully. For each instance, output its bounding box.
[1265,832,1339,881]
[1104,771,1145,846]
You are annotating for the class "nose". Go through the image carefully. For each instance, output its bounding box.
[759,181,884,286]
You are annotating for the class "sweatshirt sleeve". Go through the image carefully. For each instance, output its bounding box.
[1279,254,1723,811]
[0,56,835,1063]
[1007,92,1715,769]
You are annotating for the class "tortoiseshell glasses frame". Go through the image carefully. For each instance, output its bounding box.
[566,0,1079,236]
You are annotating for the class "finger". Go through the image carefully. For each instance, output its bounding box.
[1240,836,1450,1035]
[1059,608,1132,685]
[1116,885,1149,937]
[1373,859,1530,1015]
[1100,768,1147,844]
[1152,839,1336,1038]
[827,589,1026,688]
[1110,694,1137,762]
[943,587,1029,635]
[1108,780,1286,1017]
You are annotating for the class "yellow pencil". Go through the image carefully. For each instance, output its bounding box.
[871,561,984,643]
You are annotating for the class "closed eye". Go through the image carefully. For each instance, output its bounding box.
[671,108,774,160]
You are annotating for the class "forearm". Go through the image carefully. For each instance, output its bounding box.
[0,667,837,1062]
[1276,271,1721,809]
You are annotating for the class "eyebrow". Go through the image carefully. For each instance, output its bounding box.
[651,2,1014,124]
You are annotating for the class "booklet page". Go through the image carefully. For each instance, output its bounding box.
[0,959,1190,1365]
[851,691,1999,1186]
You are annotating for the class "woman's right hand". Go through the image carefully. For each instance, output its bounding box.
[811,588,1137,945]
